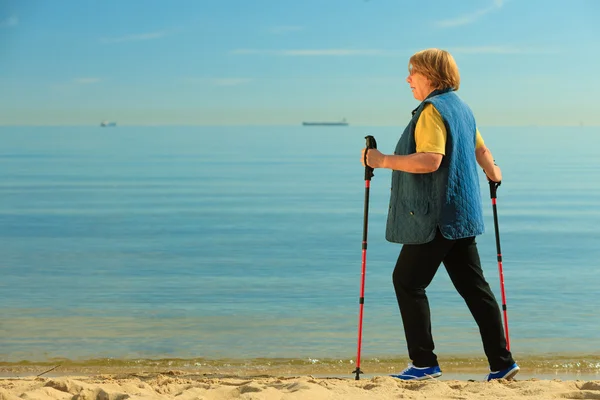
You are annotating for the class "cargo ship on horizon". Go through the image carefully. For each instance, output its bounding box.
[302,118,348,126]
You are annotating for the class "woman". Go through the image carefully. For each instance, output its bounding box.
[361,48,518,381]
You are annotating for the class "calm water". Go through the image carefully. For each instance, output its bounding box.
[1,126,599,371]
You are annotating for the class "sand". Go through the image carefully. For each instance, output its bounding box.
[2,371,600,400]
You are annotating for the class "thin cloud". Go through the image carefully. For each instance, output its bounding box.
[184,78,253,86]
[212,78,252,86]
[449,45,559,55]
[268,25,304,34]
[0,15,18,28]
[231,49,393,56]
[100,31,168,44]
[73,77,102,84]
[436,0,504,28]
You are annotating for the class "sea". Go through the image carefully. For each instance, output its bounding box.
[1,125,599,379]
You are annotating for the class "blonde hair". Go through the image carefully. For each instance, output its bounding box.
[408,48,460,91]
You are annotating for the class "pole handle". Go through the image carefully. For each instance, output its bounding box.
[364,135,377,181]
[488,179,501,199]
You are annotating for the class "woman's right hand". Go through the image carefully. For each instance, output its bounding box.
[361,148,386,169]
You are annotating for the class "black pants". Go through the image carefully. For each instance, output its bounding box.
[392,229,515,371]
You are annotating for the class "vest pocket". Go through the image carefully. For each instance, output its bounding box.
[403,201,429,216]
[386,200,433,244]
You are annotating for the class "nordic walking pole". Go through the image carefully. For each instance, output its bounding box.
[489,180,511,351]
[353,135,377,380]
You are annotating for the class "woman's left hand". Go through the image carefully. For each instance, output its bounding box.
[361,148,386,168]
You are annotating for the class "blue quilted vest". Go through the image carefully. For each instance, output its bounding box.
[385,89,485,244]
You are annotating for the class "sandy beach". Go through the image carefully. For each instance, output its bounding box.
[2,372,600,400]
[2,362,600,400]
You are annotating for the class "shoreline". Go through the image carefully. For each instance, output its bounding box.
[2,354,599,379]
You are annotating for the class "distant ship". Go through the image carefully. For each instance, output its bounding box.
[100,121,117,127]
[302,118,348,126]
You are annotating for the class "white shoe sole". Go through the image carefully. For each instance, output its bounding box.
[417,372,442,380]
[487,366,520,381]
[393,372,442,381]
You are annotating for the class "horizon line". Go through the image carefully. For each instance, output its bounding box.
[0,123,597,128]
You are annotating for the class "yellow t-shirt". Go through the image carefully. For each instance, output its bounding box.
[415,103,484,155]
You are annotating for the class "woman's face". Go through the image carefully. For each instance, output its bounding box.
[406,71,433,101]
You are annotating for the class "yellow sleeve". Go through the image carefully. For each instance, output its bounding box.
[415,104,446,154]
[416,104,485,152]
[475,128,484,149]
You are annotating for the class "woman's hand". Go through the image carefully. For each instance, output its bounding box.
[485,166,502,183]
[361,148,386,168]
[476,145,502,182]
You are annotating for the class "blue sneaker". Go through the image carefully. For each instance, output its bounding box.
[485,363,520,381]
[391,364,442,380]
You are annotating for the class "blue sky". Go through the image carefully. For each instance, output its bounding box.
[0,0,598,126]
